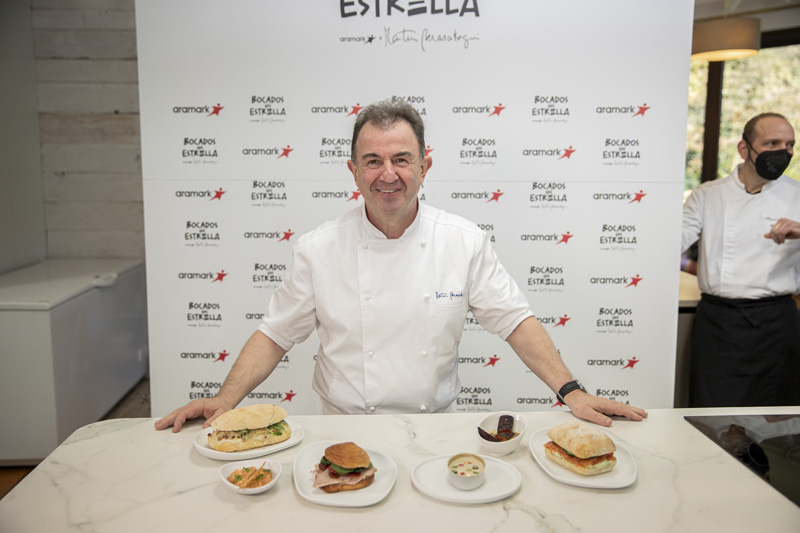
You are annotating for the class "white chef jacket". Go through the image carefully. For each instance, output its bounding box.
[258,203,533,415]
[682,165,800,299]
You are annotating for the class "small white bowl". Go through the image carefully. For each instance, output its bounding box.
[219,458,282,495]
[477,411,528,456]
[447,453,486,491]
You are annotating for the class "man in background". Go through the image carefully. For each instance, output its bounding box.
[682,112,800,407]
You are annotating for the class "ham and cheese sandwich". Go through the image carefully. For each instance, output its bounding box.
[544,421,617,476]
[313,442,377,493]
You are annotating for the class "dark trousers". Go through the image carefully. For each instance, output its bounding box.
[690,293,800,407]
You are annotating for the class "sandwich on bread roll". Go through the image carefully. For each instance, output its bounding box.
[313,442,377,493]
[207,404,291,452]
[543,421,617,475]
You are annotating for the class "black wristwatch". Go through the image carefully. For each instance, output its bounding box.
[556,379,586,403]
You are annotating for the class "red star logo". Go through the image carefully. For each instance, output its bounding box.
[278,229,294,242]
[211,188,226,200]
[347,103,363,116]
[633,103,650,117]
[625,275,643,288]
[487,189,504,202]
[555,314,571,327]
[425,145,434,157]
[559,146,576,160]
[348,189,362,202]
[277,145,293,158]
[483,355,501,367]
[213,350,230,363]
[623,357,640,369]
[488,103,506,117]
[629,190,647,203]
[556,232,574,244]
[208,103,224,117]
[552,399,565,408]
[212,270,228,283]
[281,390,297,402]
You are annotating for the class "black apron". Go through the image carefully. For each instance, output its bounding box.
[690,293,800,407]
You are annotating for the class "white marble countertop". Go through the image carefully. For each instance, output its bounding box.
[2,407,798,532]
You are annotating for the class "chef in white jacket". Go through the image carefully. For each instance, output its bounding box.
[157,99,648,431]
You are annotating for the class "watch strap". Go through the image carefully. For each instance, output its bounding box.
[557,379,586,403]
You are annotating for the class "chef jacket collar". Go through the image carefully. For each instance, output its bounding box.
[734,163,780,195]
[360,201,422,240]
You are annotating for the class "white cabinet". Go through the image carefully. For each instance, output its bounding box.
[0,259,148,464]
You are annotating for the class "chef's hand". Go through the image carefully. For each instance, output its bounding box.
[563,390,648,427]
[764,218,800,244]
[154,397,233,433]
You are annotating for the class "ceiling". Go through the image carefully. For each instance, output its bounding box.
[694,0,800,30]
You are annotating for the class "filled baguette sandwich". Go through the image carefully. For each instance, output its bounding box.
[313,442,377,493]
[207,404,291,452]
[543,421,617,475]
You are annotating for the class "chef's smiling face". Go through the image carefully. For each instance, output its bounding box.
[348,120,432,237]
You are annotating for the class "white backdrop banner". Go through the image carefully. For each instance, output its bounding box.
[137,0,693,416]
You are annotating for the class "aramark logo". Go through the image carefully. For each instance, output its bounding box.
[527,265,566,294]
[246,390,288,401]
[176,270,227,282]
[520,231,573,244]
[522,146,576,159]
[536,314,571,327]
[596,307,634,335]
[530,181,567,210]
[174,187,226,201]
[458,355,500,367]
[182,137,218,165]
[592,189,647,204]
[596,103,651,117]
[599,223,638,252]
[459,138,498,166]
[186,302,222,328]
[450,189,504,202]
[602,138,641,167]
[251,180,288,207]
[251,263,286,289]
[452,103,505,116]
[531,95,570,125]
[172,103,224,116]
[516,396,556,405]
[242,145,294,158]
[310,103,362,116]
[311,189,359,201]
[242,229,295,242]
[340,0,480,17]
[249,95,286,123]
[184,220,221,249]
[589,275,644,288]
[180,349,230,362]
[319,137,351,165]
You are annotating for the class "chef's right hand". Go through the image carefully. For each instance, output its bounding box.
[154,397,232,433]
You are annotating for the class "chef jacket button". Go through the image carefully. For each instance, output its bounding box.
[362,244,369,249]
[419,405,428,412]
[421,350,428,357]
[368,406,376,413]
[420,240,426,247]
[365,295,371,301]
[368,351,375,358]
[423,294,429,301]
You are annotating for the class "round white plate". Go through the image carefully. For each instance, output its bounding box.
[194,419,303,461]
[528,427,637,489]
[411,455,521,504]
[219,458,282,495]
[292,440,397,507]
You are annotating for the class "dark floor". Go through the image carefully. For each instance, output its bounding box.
[0,377,151,500]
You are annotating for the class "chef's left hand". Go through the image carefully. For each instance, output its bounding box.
[764,218,800,244]
[563,390,648,427]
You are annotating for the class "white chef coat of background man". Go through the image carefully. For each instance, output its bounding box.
[682,112,800,407]
[156,99,647,432]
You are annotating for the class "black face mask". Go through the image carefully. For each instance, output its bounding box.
[744,136,793,181]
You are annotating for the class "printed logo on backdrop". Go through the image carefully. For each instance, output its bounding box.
[535,313,571,327]
[242,144,294,159]
[250,179,288,208]
[522,145,576,160]
[189,380,222,400]
[243,228,295,243]
[172,103,224,117]
[459,138,498,166]
[310,102,362,117]
[177,270,228,282]
[589,274,644,288]
[179,349,230,362]
[530,181,567,210]
[520,231,573,244]
[452,103,505,117]
[594,387,632,404]
[251,262,286,290]
[602,138,641,167]
[595,307,634,335]
[182,137,218,165]
[247,387,294,401]
[249,95,287,123]
[450,187,504,203]
[319,137,351,165]
[595,103,651,118]
[310,187,361,202]
[458,354,500,367]
[463,310,482,332]
[516,395,556,407]
[593,189,648,204]
[455,385,493,411]
[186,301,222,328]
[184,220,221,248]
[527,265,566,294]
[531,95,570,125]
[392,95,428,116]
[598,223,638,252]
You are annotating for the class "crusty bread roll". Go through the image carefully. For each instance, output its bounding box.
[211,404,288,431]
[319,474,374,493]
[324,442,371,469]
[546,421,616,459]
[208,421,291,452]
[544,442,617,475]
